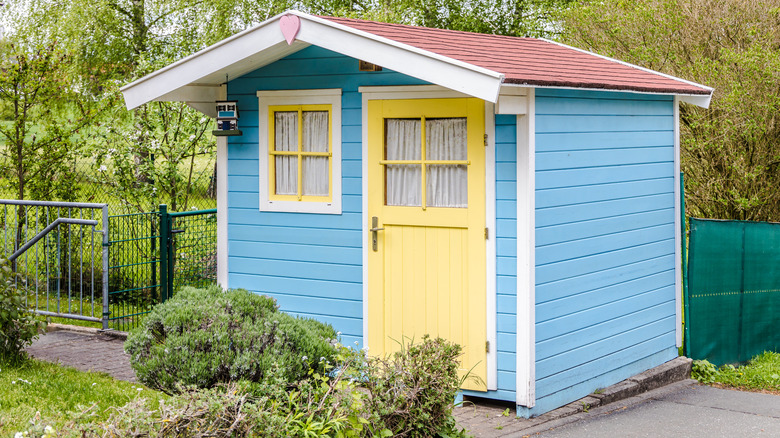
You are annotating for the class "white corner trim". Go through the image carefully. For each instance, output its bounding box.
[678,94,712,108]
[361,92,370,350]
[257,89,343,215]
[216,87,229,290]
[674,96,682,348]
[485,101,498,392]
[516,88,535,407]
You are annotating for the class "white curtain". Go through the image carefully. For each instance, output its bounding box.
[385,119,421,206]
[274,111,298,195]
[302,111,329,196]
[426,118,467,207]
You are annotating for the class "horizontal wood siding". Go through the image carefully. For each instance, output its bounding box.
[463,114,518,401]
[530,89,678,414]
[227,46,426,347]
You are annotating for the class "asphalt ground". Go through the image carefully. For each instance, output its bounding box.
[523,381,780,437]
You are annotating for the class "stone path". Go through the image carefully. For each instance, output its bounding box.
[26,327,136,382]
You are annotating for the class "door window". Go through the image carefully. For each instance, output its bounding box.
[383,117,468,208]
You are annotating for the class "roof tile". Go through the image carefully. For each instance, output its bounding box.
[321,16,710,95]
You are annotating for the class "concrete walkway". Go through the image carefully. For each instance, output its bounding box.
[526,381,780,437]
[27,326,717,437]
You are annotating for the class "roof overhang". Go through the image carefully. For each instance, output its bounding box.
[120,11,505,115]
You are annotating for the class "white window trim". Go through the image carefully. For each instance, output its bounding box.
[257,89,343,214]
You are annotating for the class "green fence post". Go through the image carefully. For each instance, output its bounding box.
[159,204,169,302]
[681,172,691,357]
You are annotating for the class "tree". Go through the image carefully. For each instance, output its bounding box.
[561,0,780,221]
[0,42,94,202]
[304,0,577,37]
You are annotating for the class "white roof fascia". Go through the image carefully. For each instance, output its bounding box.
[538,39,713,108]
[501,83,713,109]
[121,15,308,110]
[121,10,505,111]
[295,12,504,102]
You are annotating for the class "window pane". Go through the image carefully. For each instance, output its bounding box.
[386,119,421,160]
[274,111,298,152]
[275,156,297,195]
[425,118,467,207]
[427,165,467,207]
[385,119,422,206]
[302,111,329,152]
[386,165,421,206]
[303,157,328,196]
[426,118,466,160]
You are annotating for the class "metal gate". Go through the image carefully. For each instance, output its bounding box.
[107,205,217,331]
[0,200,110,329]
[1,200,217,332]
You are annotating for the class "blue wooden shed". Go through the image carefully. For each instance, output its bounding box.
[120,11,713,417]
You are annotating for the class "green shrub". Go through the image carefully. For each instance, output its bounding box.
[0,258,46,363]
[124,286,338,394]
[360,335,467,437]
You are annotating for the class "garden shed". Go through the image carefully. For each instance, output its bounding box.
[120,10,713,417]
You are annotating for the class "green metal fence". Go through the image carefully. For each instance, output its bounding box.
[684,218,780,365]
[107,205,217,331]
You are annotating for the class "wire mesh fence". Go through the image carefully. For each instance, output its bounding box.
[0,153,217,214]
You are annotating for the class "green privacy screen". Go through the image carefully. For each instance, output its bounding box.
[686,218,780,365]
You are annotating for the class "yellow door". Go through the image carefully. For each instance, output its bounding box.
[367,98,487,391]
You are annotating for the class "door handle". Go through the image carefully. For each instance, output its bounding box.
[370,216,384,251]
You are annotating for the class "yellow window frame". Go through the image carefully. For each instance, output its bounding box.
[268,104,333,202]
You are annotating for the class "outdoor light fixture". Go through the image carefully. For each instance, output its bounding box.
[213,101,242,136]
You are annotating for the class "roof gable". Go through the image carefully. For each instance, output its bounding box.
[120,10,712,113]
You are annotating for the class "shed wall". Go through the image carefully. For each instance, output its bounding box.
[225,47,518,405]
[525,88,679,415]
[226,46,425,347]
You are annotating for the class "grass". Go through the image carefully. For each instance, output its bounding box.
[711,351,780,393]
[0,357,167,435]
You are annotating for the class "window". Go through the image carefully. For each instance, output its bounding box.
[384,117,468,208]
[258,89,342,214]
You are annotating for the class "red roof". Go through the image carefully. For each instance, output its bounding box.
[321,16,710,96]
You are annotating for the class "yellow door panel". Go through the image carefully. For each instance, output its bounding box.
[367,97,486,392]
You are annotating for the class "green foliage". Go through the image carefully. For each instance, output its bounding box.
[710,352,780,392]
[0,42,97,202]
[0,258,45,363]
[124,285,339,394]
[691,359,719,384]
[357,335,467,437]
[6,334,468,437]
[0,358,166,435]
[561,0,780,221]
[305,0,575,38]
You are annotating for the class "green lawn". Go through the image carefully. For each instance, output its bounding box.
[0,358,166,435]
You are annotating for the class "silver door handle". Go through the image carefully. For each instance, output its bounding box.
[371,216,384,251]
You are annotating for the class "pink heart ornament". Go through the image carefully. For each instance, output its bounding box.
[280,15,300,45]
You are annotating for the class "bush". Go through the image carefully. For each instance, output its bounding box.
[360,335,466,437]
[0,258,46,363]
[124,286,338,394]
[691,359,719,384]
